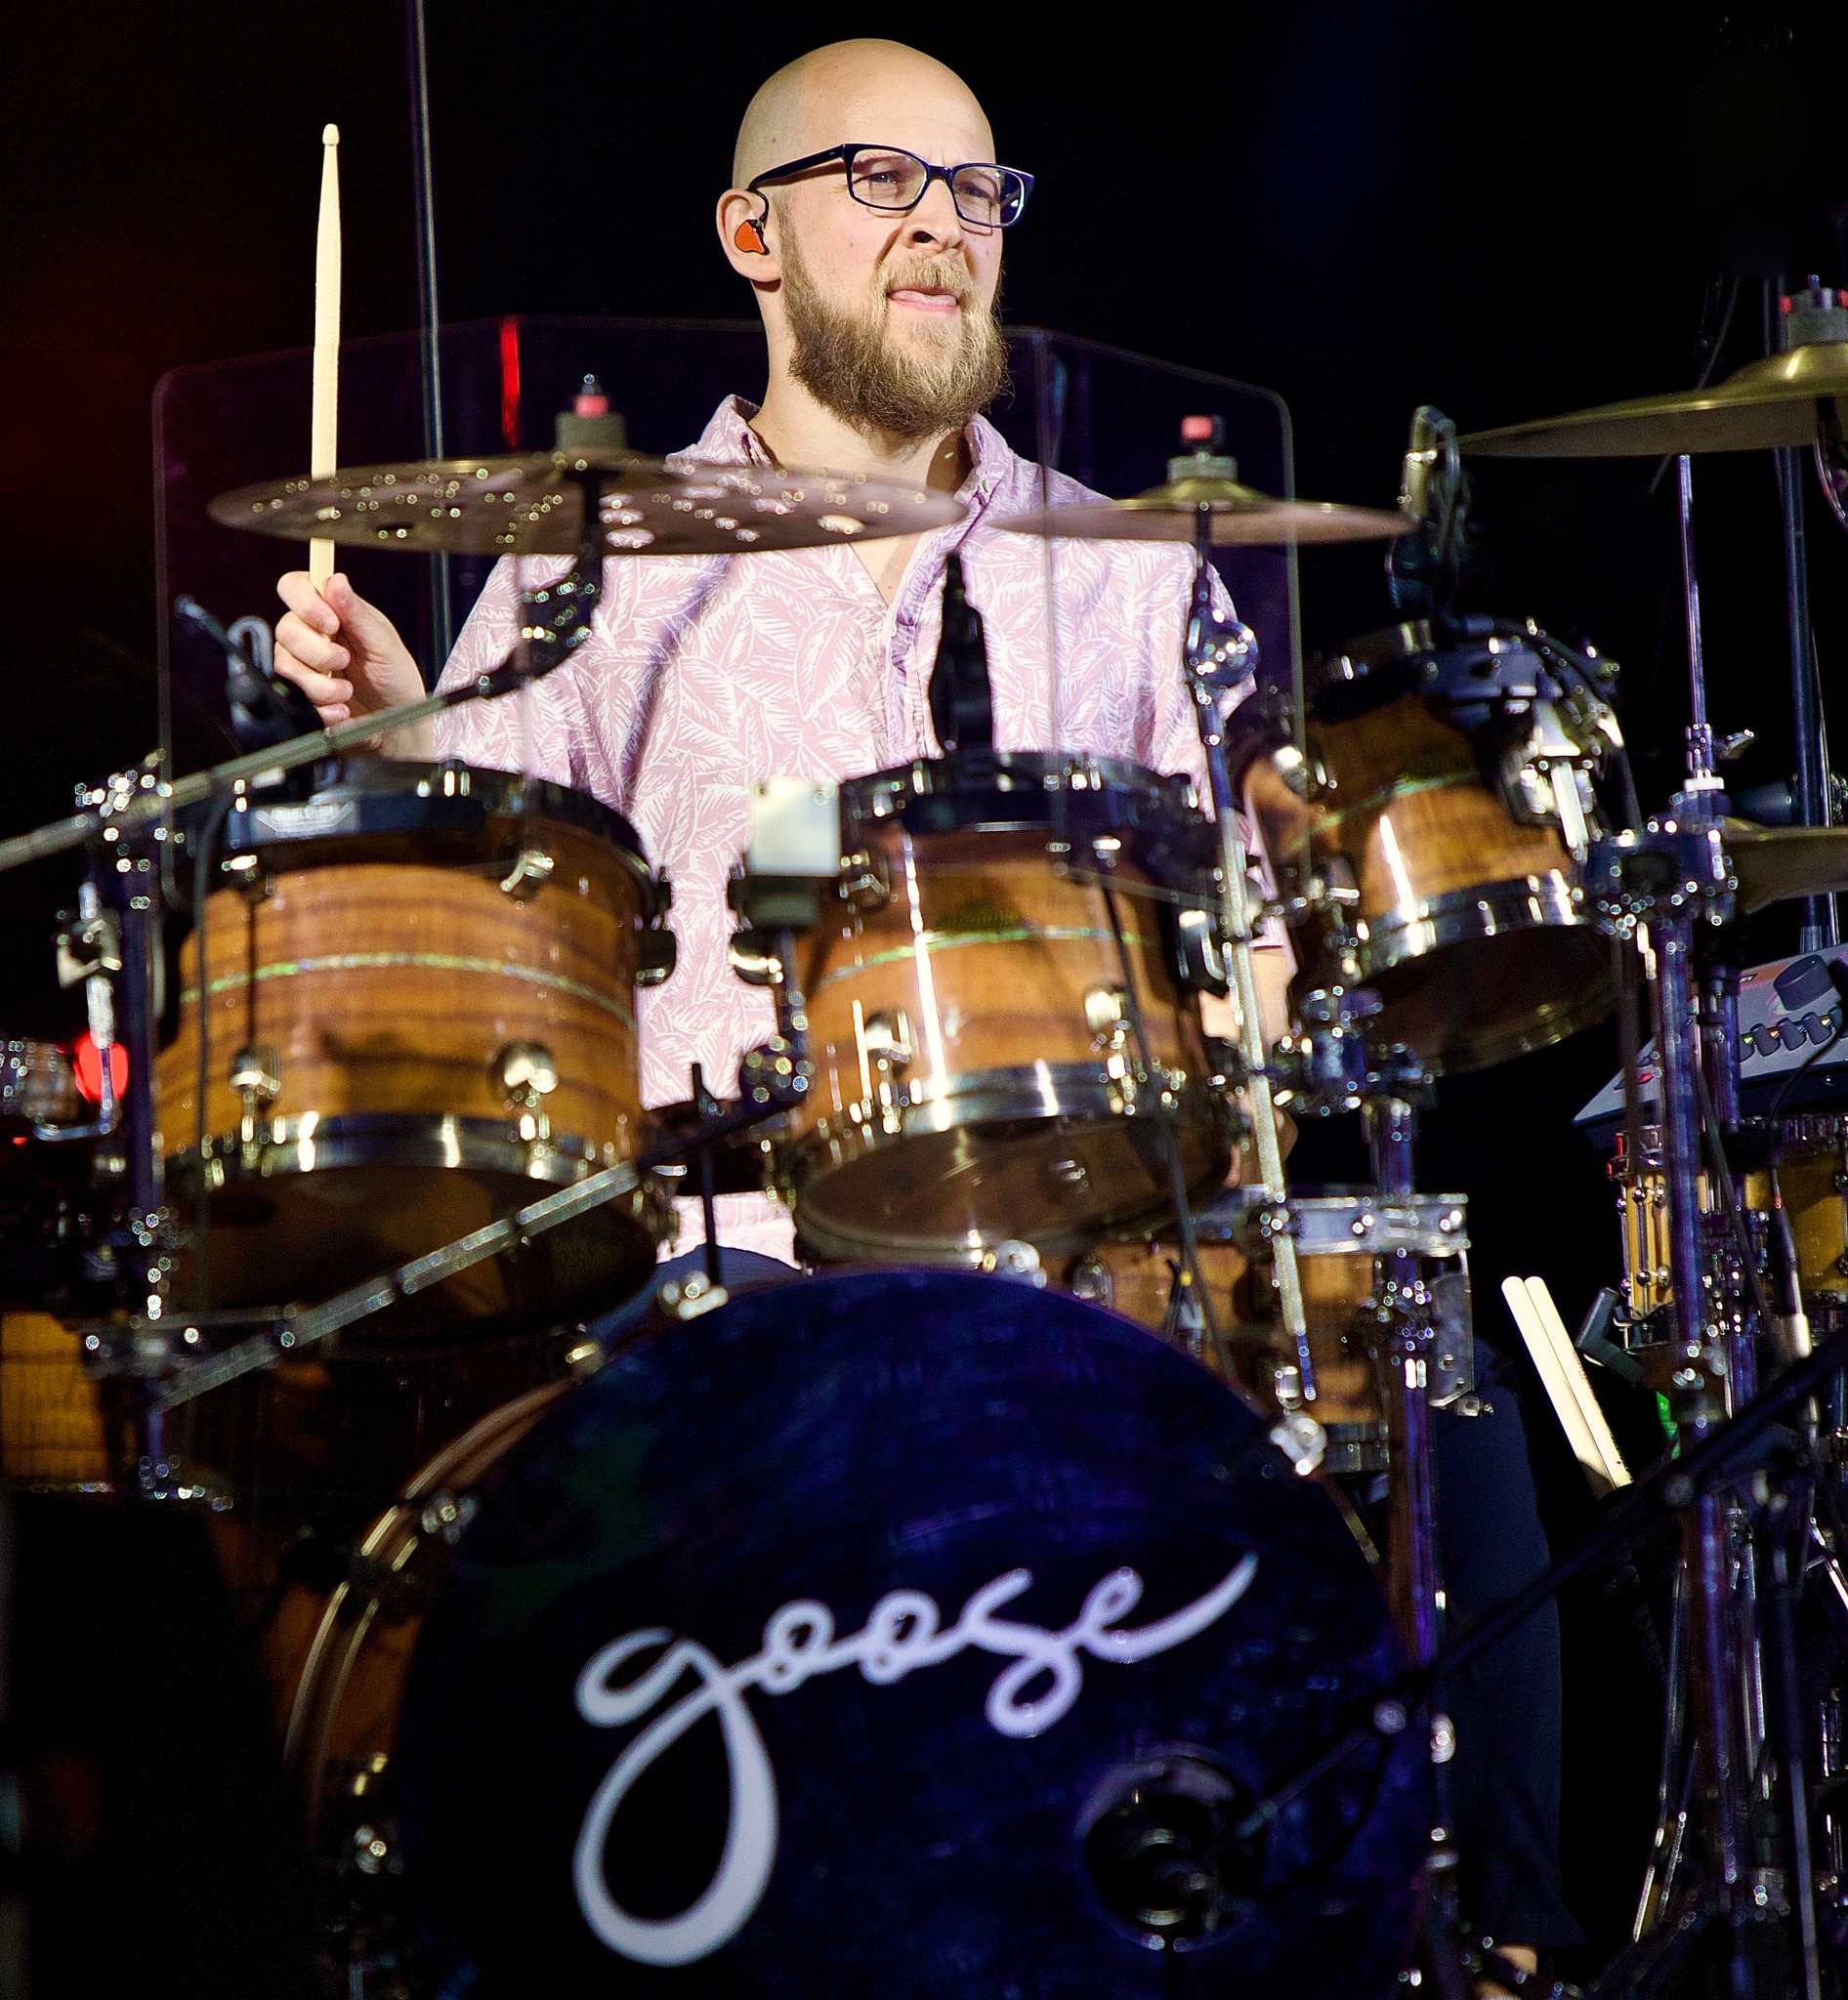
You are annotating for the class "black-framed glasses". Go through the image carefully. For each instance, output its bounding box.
[746,145,1033,229]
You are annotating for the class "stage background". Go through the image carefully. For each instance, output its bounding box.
[3,2,1847,1988]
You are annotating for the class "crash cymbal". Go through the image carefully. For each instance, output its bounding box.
[1460,342,1848,458]
[209,449,966,557]
[994,472,1412,546]
[1725,822,1848,915]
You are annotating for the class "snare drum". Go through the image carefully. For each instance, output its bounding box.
[1237,622,1614,1073]
[782,753,1233,1262]
[1063,1190,1474,1472]
[157,761,676,1334]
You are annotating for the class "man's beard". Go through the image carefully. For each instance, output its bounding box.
[781,235,1009,443]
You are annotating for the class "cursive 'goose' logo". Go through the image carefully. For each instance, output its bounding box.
[571,1553,1260,1967]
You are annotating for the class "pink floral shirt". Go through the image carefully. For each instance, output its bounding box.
[435,396,1253,1258]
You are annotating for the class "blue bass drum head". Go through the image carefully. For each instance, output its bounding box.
[393,1269,1426,1996]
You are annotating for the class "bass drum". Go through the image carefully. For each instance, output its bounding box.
[275,1270,1424,1999]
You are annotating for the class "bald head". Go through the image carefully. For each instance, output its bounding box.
[733,39,992,187]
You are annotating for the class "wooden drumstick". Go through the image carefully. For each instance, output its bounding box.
[309,122,342,589]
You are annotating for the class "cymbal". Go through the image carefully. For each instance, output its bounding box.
[1726,822,1848,915]
[1460,342,1848,459]
[994,473,1413,546]
[209,449,966,557]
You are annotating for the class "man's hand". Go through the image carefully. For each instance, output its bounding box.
[274,570,434,757]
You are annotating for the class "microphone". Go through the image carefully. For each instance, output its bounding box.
[1385,403,1471,622]
[928,551,993,755]
[176,595,325,752]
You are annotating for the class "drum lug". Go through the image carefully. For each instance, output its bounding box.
[1167,905,1228,996]
[858,1009,914,1131]
[492,1040,558,1146]
[229,1043,280,1148]
[1084,985,1129,1044]
[837,849,890,911]
[497,846,555,900]
[1068,1252,1113,1310]
[729,930,780,988]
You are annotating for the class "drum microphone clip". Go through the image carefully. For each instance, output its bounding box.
[176,593,325,757]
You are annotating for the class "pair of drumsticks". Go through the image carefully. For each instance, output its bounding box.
[1501,1275,1632,1495]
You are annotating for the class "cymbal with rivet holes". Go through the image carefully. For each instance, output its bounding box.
[209,449,966,556]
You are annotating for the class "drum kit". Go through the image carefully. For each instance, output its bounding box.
[5,290,1848,2000]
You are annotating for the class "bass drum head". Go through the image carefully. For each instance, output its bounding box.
[391,1270,1425,1998]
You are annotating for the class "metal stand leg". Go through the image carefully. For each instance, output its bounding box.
[1656,905,1756,1991]
[1364,1093,1466,1979]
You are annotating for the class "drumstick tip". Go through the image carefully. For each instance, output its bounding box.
[322,122,340,146]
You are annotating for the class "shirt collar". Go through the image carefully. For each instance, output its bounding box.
[680,396,1015,514]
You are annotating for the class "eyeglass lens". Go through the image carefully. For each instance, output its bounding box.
[846,149,1025,228]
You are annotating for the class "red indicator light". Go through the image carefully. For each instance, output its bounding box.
[72,1035,128,1104]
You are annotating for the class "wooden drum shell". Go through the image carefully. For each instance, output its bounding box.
[153,769,667,1334]
[788,824,1226,1261]
[1246,691,1612,1073]
[159,835,643,1153]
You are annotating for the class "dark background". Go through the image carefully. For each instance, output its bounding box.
[4,1,1848,1990]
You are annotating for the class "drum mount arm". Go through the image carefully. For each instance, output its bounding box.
[1179,503,1320,1463]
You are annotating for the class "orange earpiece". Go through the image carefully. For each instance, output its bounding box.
[734,217,768,254]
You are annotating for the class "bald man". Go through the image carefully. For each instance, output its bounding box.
[273,35,1281,1259]
[269,39,1572,1979]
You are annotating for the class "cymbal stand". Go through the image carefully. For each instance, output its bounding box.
[1673,454,1727,823]
[1587,824,1813,1999]
[1179,512,1319,1460]
[76,769,186,1497]
[1368,1076,1472,1993]
[1769,279,1840,952]
[1264,980,1462,1965]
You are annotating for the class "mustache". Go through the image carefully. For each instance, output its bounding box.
[881,257,978,305]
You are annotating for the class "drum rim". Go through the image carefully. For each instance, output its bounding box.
[841,750,1203,849]
[207,757,653,875]
[1308,617,1540,692]
[165,1104,655,1191]
[783,1065,1234,1261]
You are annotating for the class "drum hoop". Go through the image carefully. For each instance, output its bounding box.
[209,758,653,880]
[1348,873,1586,968]
[840,752,1205,879]
[1184,1188,1469,1258]
[169,1113,649,1190]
